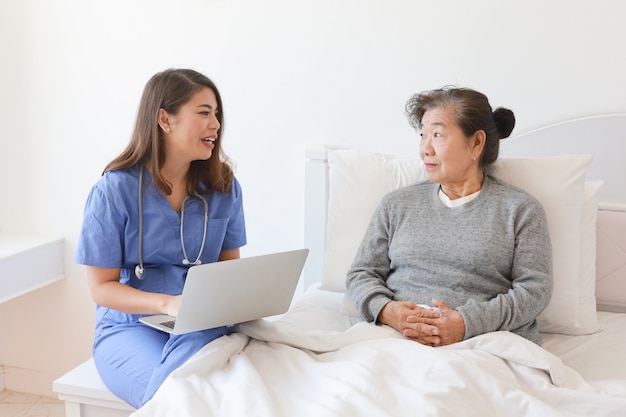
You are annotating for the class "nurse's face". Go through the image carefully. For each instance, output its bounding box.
[162,87,220,164]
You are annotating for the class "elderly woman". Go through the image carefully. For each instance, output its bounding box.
[346,87,553,347]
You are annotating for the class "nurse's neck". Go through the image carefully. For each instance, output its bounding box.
[160,161,191,212]
[161,160,190,186]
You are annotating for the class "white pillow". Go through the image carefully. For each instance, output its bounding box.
[493,156,592,334]
[323,149,593,335]
[321,150,426,293]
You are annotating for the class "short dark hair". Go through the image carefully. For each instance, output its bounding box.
[405,86,515,166]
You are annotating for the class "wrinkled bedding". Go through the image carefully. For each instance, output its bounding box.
[131,288,626,417]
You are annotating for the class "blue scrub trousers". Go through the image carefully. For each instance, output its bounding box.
[93,323,231,409]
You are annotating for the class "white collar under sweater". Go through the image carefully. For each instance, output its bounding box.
[437,187,481,208]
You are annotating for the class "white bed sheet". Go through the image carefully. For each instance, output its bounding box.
[542,311,626,384]
[131,286,626,417]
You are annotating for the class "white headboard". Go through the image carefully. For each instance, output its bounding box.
[303,114,626,311]
[500,114,626,210]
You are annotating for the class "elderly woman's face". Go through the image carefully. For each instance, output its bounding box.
[419,107,477,186]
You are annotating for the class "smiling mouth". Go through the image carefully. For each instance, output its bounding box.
[202,137,216,143]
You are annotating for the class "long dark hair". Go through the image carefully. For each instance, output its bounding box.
[104,68,234,195]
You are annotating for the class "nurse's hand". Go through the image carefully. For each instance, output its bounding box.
[164,294,182,317]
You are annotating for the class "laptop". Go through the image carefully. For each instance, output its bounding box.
[139,248,309,335]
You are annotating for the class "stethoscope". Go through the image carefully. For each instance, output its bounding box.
[134,167,209,279]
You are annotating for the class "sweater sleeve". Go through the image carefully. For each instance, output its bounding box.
[457,200,553,340]
[345,199,396,322]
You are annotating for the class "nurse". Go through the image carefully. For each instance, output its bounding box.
[75,68,246,408]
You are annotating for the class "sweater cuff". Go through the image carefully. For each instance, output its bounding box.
[457,307,478,340]
[366,294,393,323]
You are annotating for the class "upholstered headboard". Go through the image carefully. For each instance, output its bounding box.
[303,114,626,320]
[499,114,626,313]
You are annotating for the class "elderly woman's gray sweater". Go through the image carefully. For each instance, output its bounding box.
[346,175,553,345]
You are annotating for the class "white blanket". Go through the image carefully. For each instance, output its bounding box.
[132,289,626,417]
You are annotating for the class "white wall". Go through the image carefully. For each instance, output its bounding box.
[1,0,625,396]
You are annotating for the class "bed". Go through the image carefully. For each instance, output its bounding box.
[62,114,626,417]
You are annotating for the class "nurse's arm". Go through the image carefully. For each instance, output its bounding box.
[85,266,180,317]
[218,248,240,261]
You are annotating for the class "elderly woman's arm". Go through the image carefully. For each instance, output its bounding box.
[456,201,553,343]
[346,198,443,345]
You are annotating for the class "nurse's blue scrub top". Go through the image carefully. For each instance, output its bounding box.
[75,166,247,336]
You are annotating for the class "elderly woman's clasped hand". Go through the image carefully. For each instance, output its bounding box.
[378,300,466,347]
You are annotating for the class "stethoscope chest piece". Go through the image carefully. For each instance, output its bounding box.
[182,259,202,266]
[135,264,144,280]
